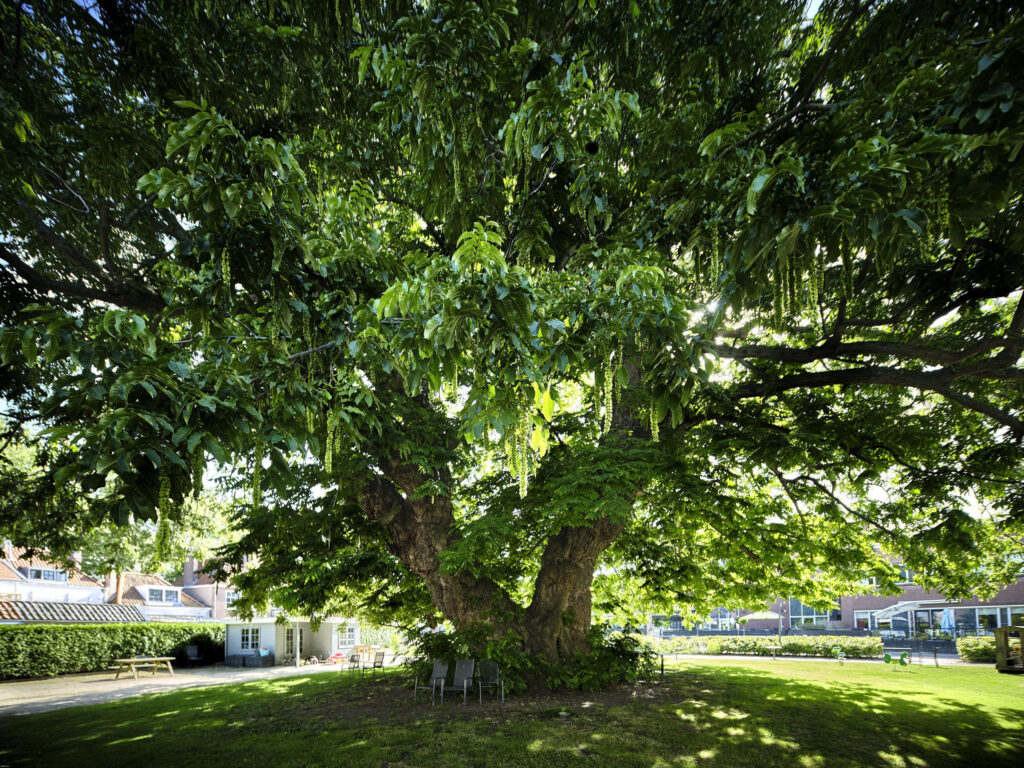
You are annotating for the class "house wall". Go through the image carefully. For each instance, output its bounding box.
[226,622,278,656]
[0,579,104,604]
[181,583,236,619]
[309,624,334,659]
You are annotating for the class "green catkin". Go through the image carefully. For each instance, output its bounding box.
[155,516,171,559]
[710,230,721,289]
[649,405,660,442]
[191,451,203,498]
[452,120,462,200]
[159,469,170,518]
[324,407,334,474]
[252,442,262,512]
[221,248,230,286]
[201,314,210,340]
[602,353,614,435]
[806,253,820,327]
[334,422,341,457]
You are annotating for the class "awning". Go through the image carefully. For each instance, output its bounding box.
[872,600,952,622]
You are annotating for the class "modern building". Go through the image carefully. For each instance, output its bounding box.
[660,574,1024,638]
[0,543,105,604]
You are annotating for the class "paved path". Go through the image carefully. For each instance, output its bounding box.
[0,661,378,717]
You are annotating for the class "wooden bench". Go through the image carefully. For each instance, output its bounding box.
[112,656,175,680]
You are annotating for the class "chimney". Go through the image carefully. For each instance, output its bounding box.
[70,551,83,568]
[183,557,197,585]
[114,573,124,604]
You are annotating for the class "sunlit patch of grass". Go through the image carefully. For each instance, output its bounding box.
[1,661,1022,767]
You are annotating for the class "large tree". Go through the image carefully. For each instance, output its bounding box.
[1,0,1023,667]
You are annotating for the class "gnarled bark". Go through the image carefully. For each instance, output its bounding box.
[522,517,624,660]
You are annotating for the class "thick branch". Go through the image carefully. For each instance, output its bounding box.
[0,244,165,312]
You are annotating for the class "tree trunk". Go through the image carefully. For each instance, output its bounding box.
[522,518,624,661]
[358,467,518,630]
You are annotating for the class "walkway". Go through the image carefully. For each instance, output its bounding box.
[0,661,380,717]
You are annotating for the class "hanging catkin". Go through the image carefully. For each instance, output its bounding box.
[221,248,231,287]
[158,468,171,518]
[191,451,203,498]
[252,440,263,512]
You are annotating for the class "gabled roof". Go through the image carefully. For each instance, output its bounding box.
[111,572,206,608]
[1,546,102,588]
[0,600,145,623]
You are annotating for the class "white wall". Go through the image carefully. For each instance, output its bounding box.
[0,579,105,603]
[136,606,211,621]
[225,622,277,656]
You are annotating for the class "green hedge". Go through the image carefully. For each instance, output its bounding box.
[956,636,996,663]
[647,634,883,659]
[0,622,225,679]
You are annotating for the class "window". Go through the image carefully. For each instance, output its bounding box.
[789,599,829,628]
[146,589,179,603]
[225,590,240,607]
[148,588,164,602]
[978,607,999,634]
[27,568,67,582]
[240,627,260,650]
[337,625,357,646]
[854,611,873,630]
[897,566,915,584]
[286,628,294,655]
[861,576,878,588]
[1007,606,1024,628]
[164,589,178,603]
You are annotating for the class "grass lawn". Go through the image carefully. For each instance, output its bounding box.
[1,658,1022,767]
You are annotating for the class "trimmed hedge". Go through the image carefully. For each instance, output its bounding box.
[647,634,883,659]
[0,622,225,679]
[956,635,996,663]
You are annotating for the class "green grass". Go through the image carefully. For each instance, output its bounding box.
[2,659,1022,767]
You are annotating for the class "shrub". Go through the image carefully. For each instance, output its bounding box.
[407,625,656,693]
[646,634,883,659]
[956,635,996,663]
[0,623,225,679]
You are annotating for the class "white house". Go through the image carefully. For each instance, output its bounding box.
[223,615,360,663]
[107,572,212,621]
[0,543,106,603]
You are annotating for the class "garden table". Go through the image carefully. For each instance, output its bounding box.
[112,656,175,680]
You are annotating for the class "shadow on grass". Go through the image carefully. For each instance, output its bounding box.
[1,664,1021,767]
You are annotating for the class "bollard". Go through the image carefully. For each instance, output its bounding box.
[661,654,664,677]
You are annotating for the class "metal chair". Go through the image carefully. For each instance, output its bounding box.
[361,650,385,678]
[441,659,475,706]
[413,659,448,705]
[477,659,505,705]
[342,652,361,675]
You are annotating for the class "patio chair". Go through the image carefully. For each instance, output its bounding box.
[361,650,385,679]
[342,652,361,675]
[413,659,448,706]
[441,659,475,707]
[477,659,505,705]
[184,644,201,668]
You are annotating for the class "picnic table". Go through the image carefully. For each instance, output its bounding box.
[112,656,176,680]
[767,645,783,660]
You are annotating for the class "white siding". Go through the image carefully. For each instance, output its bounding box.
[226,623,276,656]
[310,624,334,659]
